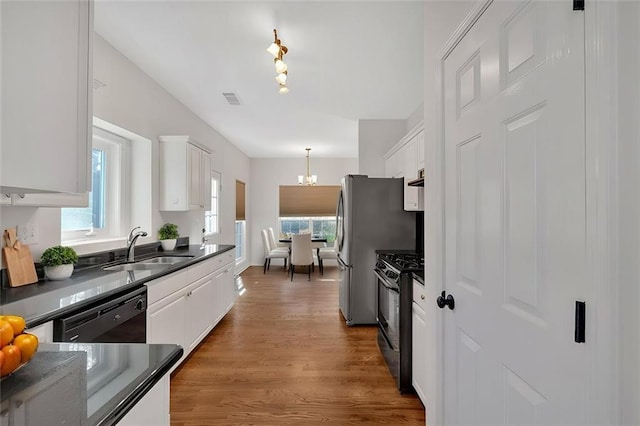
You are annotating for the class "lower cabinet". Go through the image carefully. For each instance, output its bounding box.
[412,279,427,404]
[185,274,217,353]
[214,265,234,324]
[117,376,170,426]
[146,252,235,368]
[148,291,188,365]
[0,351,87,426]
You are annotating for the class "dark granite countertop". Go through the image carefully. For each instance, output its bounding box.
[0,244,234,328]
[0,342,183,426]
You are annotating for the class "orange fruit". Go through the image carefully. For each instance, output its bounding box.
[13,333,38,363]
[0,320,14,347]
[0,345,21,377]
[0,316,25,335]
[0,350,4,372]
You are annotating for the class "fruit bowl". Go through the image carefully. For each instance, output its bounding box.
[0,359,28,381]
[0,316,39,378]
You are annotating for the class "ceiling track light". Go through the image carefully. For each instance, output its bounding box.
[267,29,289,94]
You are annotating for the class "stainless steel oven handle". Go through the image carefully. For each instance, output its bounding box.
[374,270,400,293]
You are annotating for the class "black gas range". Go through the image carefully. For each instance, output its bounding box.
[376,251,424,286]
[374,250,424,393]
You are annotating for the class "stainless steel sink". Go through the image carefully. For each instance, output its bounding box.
[101,255,194,272]
[102,263,168,272]
[136,256,194,265]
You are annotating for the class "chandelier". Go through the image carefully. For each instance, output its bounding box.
[266,29,289,94]
[298,148,317,186]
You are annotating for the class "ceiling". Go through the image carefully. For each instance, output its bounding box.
[94,1,424,159]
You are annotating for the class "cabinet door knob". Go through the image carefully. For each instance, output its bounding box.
[420,294,425,300]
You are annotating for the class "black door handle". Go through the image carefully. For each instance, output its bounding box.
[437,291,455,310]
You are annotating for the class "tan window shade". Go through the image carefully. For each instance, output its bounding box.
[236,180,246,220]
[279,185,341,217]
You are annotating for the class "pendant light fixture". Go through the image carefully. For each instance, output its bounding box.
[267,29,289,94]
[298,148,317,186]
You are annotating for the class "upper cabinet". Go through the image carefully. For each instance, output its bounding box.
[1,0,93,194]
[416,130,425,172]
[384,121,424,211]
[159,136,212,211]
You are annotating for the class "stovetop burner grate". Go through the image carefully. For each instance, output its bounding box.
[378,252,424,273]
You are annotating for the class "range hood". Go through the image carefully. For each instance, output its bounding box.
[407,169,424,187]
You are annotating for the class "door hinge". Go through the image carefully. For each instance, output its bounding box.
[574,301,586,343]
[573,0,584,11]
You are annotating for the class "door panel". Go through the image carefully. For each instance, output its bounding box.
[443,1,589,424]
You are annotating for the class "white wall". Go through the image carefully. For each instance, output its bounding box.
[422,2,476,425]
[0,34,251,267]
[617,1,640,423]
[406,103,424,133]
[249,157,357,266]
[358,119,407,177]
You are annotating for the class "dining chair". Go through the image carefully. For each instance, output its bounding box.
[290,233,314,281]
[268,227,287,249]
[261,229,288,273]
[317,239,338,275]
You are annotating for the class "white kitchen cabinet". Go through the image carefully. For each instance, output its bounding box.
[416,130,425,172]
[146,251,235,368]
[0,350,87,426]
[117,375,169,426]
[214,265,235,324]
[384,121,424,211]
[403,137,420,211]
[147,291,188,365]
[8,192,89,208]
[185,274,217,353]
[1,0,92,194]
[159,136,212,211]
[412,279,427,404]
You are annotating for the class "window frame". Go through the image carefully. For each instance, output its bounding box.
[235,220,246,264]
[278,216,337,245]
[204,170,221,236]
[61,127,130,243]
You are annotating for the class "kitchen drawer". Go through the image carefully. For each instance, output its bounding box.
[188,257,218,282]
[146,268,190,305]
[212,250,234,270]
[188,251,232,281]
[413,279,426,310]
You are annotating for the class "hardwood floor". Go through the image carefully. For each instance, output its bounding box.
[170,266,426,425]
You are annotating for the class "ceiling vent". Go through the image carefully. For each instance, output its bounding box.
[222,92,241,106]
[93,79,107,90]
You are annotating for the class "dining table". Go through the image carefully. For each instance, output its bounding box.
[278,237,328,245]
[278,237,328,271]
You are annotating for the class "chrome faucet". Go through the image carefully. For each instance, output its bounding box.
[126,226,148,262]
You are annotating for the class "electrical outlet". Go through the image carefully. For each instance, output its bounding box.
[17,223,38,245]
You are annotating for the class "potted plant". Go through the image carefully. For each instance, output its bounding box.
[40,245,78,280]
[158,223,179,251]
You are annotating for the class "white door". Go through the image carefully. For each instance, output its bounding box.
[443,1,590,424]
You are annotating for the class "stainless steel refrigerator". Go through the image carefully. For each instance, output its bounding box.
[336,175,416,325]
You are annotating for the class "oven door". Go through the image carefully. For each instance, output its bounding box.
[375,269,400,351]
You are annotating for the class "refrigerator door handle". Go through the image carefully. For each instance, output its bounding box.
[337,254,350,269]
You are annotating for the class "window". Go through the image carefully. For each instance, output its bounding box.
[279,217,336,245]
[235,180,246,263]
[62,127,129,242]
[235,221,245,260]
[278,185,339,245]
[204,170,221,235]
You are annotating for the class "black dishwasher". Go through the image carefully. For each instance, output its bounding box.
[54,286,147,343]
